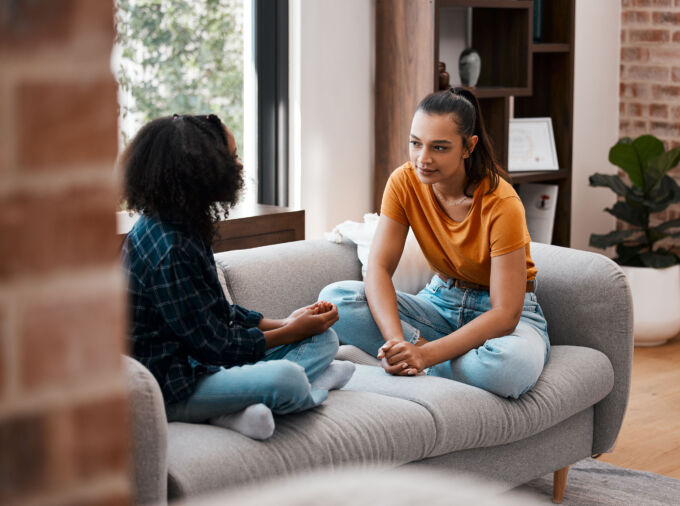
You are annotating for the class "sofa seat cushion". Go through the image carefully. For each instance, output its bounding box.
[166,390,436,499]
[342,345,614,457]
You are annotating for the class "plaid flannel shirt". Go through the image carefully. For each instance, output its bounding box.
[123,215,266,405]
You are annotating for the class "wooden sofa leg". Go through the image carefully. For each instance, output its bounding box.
[553,466,569,503]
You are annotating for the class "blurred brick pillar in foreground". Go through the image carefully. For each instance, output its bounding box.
[0,1,131,504]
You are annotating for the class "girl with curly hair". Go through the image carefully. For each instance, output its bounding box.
[321,88,549,399]
[121,114,354,440]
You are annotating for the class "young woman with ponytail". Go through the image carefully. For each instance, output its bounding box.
[320,88,549,399]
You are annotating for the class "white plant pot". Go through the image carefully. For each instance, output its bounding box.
[621,264,680,347]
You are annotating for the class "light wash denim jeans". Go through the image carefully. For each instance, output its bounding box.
[166,329,339,422]
[319,276,550,399]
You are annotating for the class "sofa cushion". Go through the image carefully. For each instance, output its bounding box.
[215,240,362,319]
[166,390,436,499]
[342,345,614,457]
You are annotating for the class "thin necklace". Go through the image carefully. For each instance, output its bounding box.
[434,186,470,206]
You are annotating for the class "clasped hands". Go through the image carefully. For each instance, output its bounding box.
[281,304,427,377]
[283,301,339,340]
[377,338,428,376]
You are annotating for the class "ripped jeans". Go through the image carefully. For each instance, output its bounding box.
[319,275,550,399]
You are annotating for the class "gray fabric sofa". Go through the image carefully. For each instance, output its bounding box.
[125,239,633,505]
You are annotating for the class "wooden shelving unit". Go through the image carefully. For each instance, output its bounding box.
[509,169,570,184]
[374,0,575,247]
[532,43,570,53]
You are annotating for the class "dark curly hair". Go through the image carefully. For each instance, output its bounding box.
[416,88,507,197]
[120,114,244,244]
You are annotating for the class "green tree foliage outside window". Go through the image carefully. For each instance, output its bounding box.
[114,0,244,149]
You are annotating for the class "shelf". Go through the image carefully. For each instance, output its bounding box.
[509,169,570,184]
[471,86,532,98]
[532,43,570,53]
[471,8,531,91]
[438,0,532,8]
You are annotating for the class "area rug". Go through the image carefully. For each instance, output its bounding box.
[517,458,680,505]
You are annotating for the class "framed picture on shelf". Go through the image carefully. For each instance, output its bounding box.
[508,117,559,172]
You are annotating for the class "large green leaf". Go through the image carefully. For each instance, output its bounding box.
[604,201,648,228]
[645,146,680,192]
[645,176,680,212]
[655,218,680,232]
[588,173,631,198]
[648,228,667,244]
[615,243,647,266]
[609,140,644,189]
[639,251,679,268]
[589,229,637,249]
[633,134,664,176]
[656,217,680,239]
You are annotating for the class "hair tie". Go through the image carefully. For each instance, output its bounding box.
[172,113,180,120]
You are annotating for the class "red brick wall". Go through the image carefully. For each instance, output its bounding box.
[620,0,680,249]
[0,1,131,504]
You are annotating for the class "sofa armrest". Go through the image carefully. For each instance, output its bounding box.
[530,243,634,455]
[124,356,168,505]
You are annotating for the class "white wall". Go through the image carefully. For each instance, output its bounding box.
[571,0,621,251]
[289,0,374,239]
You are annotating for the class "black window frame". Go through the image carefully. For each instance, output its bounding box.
[254,0,288,206]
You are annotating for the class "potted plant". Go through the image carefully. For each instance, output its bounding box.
[589,134,680,346]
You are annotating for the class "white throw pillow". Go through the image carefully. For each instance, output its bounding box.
[326,213,434,294]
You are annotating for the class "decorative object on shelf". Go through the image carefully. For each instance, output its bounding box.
[438,62,450,90]
[458,48,481,87]
[589,134,680,346]
[518,183,558,244]
[508,117,559,172]
[533,0,544,42]
[458,6,481,88]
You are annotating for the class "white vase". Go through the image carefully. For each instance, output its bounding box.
[621,264,680,346]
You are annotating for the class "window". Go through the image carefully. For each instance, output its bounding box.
[114,0,288,206]
[253,0,288,206]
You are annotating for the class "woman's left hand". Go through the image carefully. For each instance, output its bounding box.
[378,339,426,376]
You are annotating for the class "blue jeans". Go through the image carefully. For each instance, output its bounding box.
[319,276,550,399]
[166,329,339,422]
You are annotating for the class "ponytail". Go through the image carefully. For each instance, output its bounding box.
[416,88,503,196]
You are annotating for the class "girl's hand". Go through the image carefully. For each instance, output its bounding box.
[313,300,335,315]
[378,339,426,376]
[283,302,339,340]
[286,303,318,321]
[286,301,335,321]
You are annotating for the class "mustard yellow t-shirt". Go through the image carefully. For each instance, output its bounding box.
[380,162,537,286]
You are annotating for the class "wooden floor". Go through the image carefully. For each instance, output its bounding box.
[598,334,680,479]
